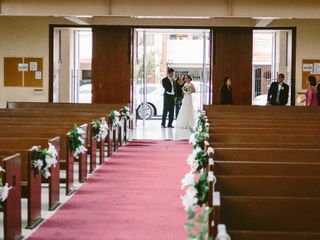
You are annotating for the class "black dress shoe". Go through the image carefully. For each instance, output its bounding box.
[161,125,167,128]
[168,125,174,128]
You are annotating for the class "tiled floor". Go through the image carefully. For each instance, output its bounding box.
[132,119,191,140]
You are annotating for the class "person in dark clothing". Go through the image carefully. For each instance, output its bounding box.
[174,73,185,118]
[161,68,175,128]
[220,77,233,105]
[267,73,289,106]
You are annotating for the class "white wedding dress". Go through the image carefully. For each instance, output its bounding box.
[176,82,195,129]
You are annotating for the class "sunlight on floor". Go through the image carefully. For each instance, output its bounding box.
[132,119,191,140]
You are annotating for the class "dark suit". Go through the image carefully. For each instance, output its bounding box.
[220,85,233,105]
[267,82,289,105]
[161,77,175,127]
[316,83,320,106]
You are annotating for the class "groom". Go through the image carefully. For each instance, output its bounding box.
[161,68,175,128]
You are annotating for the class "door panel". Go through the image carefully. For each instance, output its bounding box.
[212,28,253,105]
[92,27,132,103]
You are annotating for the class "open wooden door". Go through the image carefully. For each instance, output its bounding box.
[92,27,132,103]
[212,28,253,105]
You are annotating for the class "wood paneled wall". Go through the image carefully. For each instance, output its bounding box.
[92,27,132,103]
[212,28,253,105]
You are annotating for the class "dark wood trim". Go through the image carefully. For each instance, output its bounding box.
[209,29,213,104]
[48,24,296,106]
[49,24,54,102]
[291,27,297,106]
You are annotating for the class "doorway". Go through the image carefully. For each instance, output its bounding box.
[52,27,92,103]
[133,28,211,127]
[252,29,293,105]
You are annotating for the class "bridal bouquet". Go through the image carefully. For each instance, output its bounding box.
[183,84,191,94]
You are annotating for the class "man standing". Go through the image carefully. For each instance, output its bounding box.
[267,73,289,106]
[161,68,175,128]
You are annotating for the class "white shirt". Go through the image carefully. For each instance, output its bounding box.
[166,78,175,95]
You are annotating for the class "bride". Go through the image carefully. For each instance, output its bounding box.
[176,75,196,129]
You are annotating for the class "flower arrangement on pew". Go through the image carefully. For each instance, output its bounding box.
[0,166,12,207]
[189,111,210,149]
[119,106,132,120]
[68,124,87,159]
[92,119,108,142]
[31,143,58,178]
[180,111,215,239]
[181,146,214,240]
[109,110,121,128]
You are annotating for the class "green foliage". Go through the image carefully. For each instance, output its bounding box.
[194,150,209,173]
[120,107,131,120]
[185,206,212,240]
[194,172,209,206]
[32,147,53,178]
[68,123,82,152]
[92,119,101,137]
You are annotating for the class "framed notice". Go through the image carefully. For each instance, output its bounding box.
[302,59,320,89]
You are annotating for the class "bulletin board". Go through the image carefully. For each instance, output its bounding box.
[302,59,320,89]
[24,58,43,87]
[3,57,43,87]
[4,57,23,86]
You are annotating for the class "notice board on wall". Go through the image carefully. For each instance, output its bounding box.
[302,59,320,89]
[4,57,43,87]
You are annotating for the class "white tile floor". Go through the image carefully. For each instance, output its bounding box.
[132,119,191,140]
[2,121,191,239]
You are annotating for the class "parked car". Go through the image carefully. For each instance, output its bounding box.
[135,82,205,119]
[252,94,267,106]
[79,84,92,103]
[135,84,163,119]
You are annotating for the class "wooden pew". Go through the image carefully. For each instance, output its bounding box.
[216,175,320,197]
[6,102,130,148]
[203,105,320,113]
[0,137,60,229]
[204,105,320,239]
[213,148,320,163]
[0,122,102,171]
[211,133,319,144]
[221,197,320,240]
[0,154,22,240]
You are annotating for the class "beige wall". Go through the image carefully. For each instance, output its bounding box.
[0,16,70,107]
[2,0,320,18]
[1,16,320,107]
[270,19,320,94]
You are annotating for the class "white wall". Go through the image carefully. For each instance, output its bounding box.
[0,16,70,107]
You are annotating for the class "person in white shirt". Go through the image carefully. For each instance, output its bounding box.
[161,68,175,128]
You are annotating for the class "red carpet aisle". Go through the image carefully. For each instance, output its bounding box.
[29,140,190,240]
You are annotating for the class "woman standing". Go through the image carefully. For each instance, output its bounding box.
[176,75,196,129]
[220,77,233,105]
[305,75,318,107]
[174,73,185,118]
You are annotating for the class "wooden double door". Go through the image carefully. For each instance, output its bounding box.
[91,27,253,105]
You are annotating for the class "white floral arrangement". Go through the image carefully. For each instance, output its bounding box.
[31,143,58,179]
[68,124,87,159]
[182,84,191,94]
[109,110,121,128]
[189,113,209,149]
[120,106,133,120]
[92,119,108,142]
[181,172,197,211]
[183,109,213,239]
[0,166,12,203]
